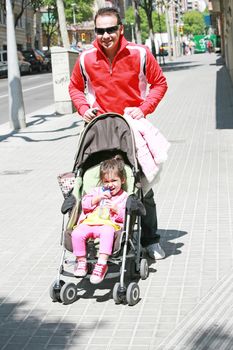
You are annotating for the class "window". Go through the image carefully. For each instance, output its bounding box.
[0,9,6,25]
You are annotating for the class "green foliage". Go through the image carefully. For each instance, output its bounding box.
[183,10,205,35]
[42,0,94,24]
[152,11,166,33]
[125,6,166,44]
[64,0,94,24]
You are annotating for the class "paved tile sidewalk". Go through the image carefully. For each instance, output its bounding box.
[0,52,233,350]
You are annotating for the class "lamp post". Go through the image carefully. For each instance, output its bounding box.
[130,23,135,43]
[71,3,76,45]
[157,4,165,65]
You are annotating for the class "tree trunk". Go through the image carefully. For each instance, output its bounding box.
[133,0,142,44]
[56,0,70,48]
[147,12,156,57]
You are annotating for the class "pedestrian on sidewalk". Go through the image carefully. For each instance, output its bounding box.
[69,6,168,260]
[72,156,128,284]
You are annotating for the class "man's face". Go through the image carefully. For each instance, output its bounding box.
[95,15,123,55]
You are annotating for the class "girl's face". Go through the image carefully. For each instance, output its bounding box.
[102,171,125,196]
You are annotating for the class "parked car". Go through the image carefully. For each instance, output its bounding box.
[21,49,50,72]
[0,50,32,77]
[0,62,8,78]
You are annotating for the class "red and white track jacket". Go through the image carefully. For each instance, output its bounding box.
[69,36,168,117]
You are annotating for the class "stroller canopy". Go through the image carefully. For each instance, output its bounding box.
[73,113,138,172]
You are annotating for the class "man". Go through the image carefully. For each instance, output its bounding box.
[69,7,168,260]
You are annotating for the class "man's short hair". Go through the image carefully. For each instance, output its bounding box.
[94,7,122,26]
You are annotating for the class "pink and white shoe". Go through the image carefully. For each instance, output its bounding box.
[74,260,88,277]
[90,263,108,284]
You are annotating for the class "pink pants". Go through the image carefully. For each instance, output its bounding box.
[71,223,115,257]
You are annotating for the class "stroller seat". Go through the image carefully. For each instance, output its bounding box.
[64,162,135,255]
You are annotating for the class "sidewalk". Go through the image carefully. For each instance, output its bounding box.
[1,52,233,350]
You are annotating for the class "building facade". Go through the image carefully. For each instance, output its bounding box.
[209,0,233,83]
[0,1,42,51]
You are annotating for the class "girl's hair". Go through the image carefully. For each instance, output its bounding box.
[94,7,122,26]
[99,155,126,183]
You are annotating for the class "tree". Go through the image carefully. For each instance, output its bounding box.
[41,0,94,48]
[125,6,166,44]
[132,0,142,44]
[183,10,205,35]
[41,3,58,50]
[140,0,156,56]
[64,0,94,25]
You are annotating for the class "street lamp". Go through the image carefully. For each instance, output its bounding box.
[130,23,135,43]
[71,3,77,45]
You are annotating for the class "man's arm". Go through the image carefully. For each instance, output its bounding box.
[69,58,100,122]
[139,49,168,116]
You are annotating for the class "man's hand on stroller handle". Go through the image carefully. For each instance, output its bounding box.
[83,108,99,123]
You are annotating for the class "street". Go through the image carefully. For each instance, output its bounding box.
[0,72,53,126]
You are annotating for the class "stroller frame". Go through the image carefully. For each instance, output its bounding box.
[50,114,149,306]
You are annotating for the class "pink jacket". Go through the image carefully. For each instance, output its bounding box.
[77,187,128,227]
[124,115,170,183]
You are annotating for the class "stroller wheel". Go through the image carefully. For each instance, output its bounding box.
[60,283,77,304]
[113,282,122,304]
[126,282,140,306]
[140,259,149,280]
[49,280,65,302]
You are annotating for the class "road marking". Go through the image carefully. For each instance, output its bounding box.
[0,82,53,99]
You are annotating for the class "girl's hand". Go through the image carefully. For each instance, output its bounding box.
[104,201,118,214]
[91,191,111,206]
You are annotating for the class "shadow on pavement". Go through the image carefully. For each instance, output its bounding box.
[161,60,202,72]
[158,229,188,258]
[216,58,233,129]
[186,326,233,349]
[0,113,82,143]
[0,298,104,349]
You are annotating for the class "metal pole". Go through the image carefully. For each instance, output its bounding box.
[158,7,165,64]
[130,23,135,43]
[6,0,26,130]
[71,3,76,45]
[164,3,172,61]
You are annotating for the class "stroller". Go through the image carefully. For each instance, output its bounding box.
[50,113,149,306]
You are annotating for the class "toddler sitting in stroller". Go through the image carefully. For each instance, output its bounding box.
[71,155,128,284]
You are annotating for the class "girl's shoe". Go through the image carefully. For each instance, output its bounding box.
[74,260,88,277]
[90,263,108,284]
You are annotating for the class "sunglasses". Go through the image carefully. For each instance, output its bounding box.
[95,25,120,35]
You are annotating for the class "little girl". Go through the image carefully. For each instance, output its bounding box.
[71,156,128,284]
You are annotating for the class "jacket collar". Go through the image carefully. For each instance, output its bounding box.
[93,35,129,59]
